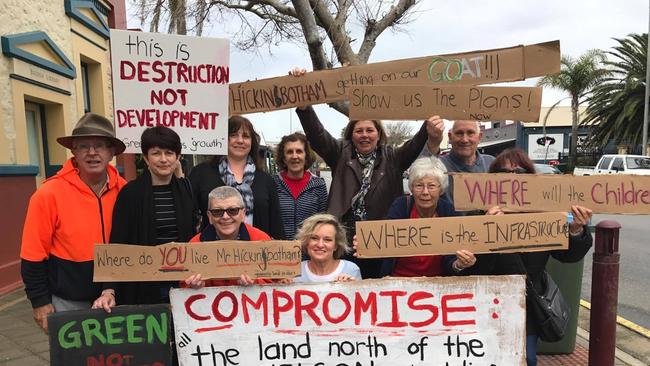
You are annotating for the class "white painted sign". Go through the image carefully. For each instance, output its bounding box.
[528,133,564,161]
[110,29,229,154]
[170,276,526,366]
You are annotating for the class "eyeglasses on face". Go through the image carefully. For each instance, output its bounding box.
[73,141,111,153]
[412,183,441,192]
[494,167,528,174]
[208,207,243,217]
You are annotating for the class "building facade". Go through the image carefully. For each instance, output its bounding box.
[0,0,127,294]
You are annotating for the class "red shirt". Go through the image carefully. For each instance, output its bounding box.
[281,171,311,199]
[391,204,443,277]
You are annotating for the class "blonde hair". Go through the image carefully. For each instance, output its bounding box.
[296,214,350,259]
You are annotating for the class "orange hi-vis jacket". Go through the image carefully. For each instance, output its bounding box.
[20,158,126,307]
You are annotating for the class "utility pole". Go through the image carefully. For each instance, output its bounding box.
[641,1,650,155]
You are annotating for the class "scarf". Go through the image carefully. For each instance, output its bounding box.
[350,149,377,221]
[218,156,256,224]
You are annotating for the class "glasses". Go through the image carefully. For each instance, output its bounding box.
[73,142,111,153]
[208,207,243,217]
[494,167,528,174]
[412,183,441,192]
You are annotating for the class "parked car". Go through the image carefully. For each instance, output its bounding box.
[535,163,562,174]
[594,154,650,175]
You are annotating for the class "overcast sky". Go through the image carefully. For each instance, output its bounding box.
[125,0,649,142]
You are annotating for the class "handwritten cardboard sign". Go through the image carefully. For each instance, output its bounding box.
[229,40,559,114]
[348,85,542,121]
[355,212,568,258]
[110,29,229,154]
[170,276,526,365]
[93,241,301,282]
[48,304,172,366]
[452,173,650,214]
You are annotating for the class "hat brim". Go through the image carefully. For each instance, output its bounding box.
[57,135,127,155]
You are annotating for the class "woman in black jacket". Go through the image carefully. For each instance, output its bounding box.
[93,126,197,309]
[189,116,285,240]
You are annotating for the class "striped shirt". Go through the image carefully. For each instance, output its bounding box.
[152,184,179,244]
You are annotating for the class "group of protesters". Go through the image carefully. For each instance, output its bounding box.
[19,71,593,366]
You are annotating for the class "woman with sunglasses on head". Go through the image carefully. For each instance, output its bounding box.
[447,148,593,366]
[189,116,285,240]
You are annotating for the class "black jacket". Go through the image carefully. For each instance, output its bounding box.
[188,160,285,240]
[107,171,197,305]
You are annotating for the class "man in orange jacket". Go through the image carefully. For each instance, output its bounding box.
[20,113,127,333]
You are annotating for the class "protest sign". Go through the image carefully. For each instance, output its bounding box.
[355,212,568,258]
[348,85,542,121]
[170,276,526,366]
[93,241,301,282]
[451,173,650,214]
[110,29,229,154]
[229,40,559,114]
[49,304,172,366]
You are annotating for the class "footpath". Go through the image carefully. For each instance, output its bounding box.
[0,287,648,365]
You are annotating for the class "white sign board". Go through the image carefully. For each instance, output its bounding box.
[110,30,229,154]
[170,276,526,366]
[528,133,564,161]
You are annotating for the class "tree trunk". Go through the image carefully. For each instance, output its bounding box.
[569,96,579,171]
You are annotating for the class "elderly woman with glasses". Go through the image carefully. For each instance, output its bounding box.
[289,214,361,283]
[368,156,476,277]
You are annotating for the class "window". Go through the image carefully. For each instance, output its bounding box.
[611,158,624,170]
[80,62,91,113]
[598,157,612,169]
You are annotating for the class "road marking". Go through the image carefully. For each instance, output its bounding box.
[0,295,27,312]
[581,299,650,338]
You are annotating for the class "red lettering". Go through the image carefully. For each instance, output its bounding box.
[272,289,293,327]
[377,291,407,327]
[591,183,604,204]
[442,293,476,326]
[464,179,489,205]
[322,293,351,324]
[185,294,210,321]
[151,61,165,83]
[120,61,135,80]
[354,292,377,326]
[407,291,438,327]
[294,290,322,326]
[242,292,268,325]
[212,291,238,322]
[137,61,151,82]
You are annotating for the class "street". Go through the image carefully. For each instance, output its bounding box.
[582,214,650,330]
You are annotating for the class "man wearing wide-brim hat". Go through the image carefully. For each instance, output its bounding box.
[20,113,127,333]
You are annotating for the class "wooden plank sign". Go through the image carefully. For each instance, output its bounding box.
[93,241,301,282]
[355,212,568,258]
[348,85,542,121]
[111,29,230,155]
[49,304,172,366]
[229,40,560,114]
[452,173,650,214]
[170,277,526,365]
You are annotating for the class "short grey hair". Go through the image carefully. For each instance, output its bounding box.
[296,213,350,260]
[408,157,449,192]
[451,120,481,132]
[207,186,244,208]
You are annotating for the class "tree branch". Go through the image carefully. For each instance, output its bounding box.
[291,0,329,70]
[358,0,416,63]
[310,0,358,65]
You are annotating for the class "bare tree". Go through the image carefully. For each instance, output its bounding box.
[384,121,414,148]
[134,0,421,114]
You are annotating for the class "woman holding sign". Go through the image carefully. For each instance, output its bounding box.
[93,126,197,311]
[289,68,444,279]
[291,214,361,283]
[451,148,593,366]
[189,116,285,240]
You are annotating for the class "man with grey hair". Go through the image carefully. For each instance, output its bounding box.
[184,186,271,287]
[421,120,495,203]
